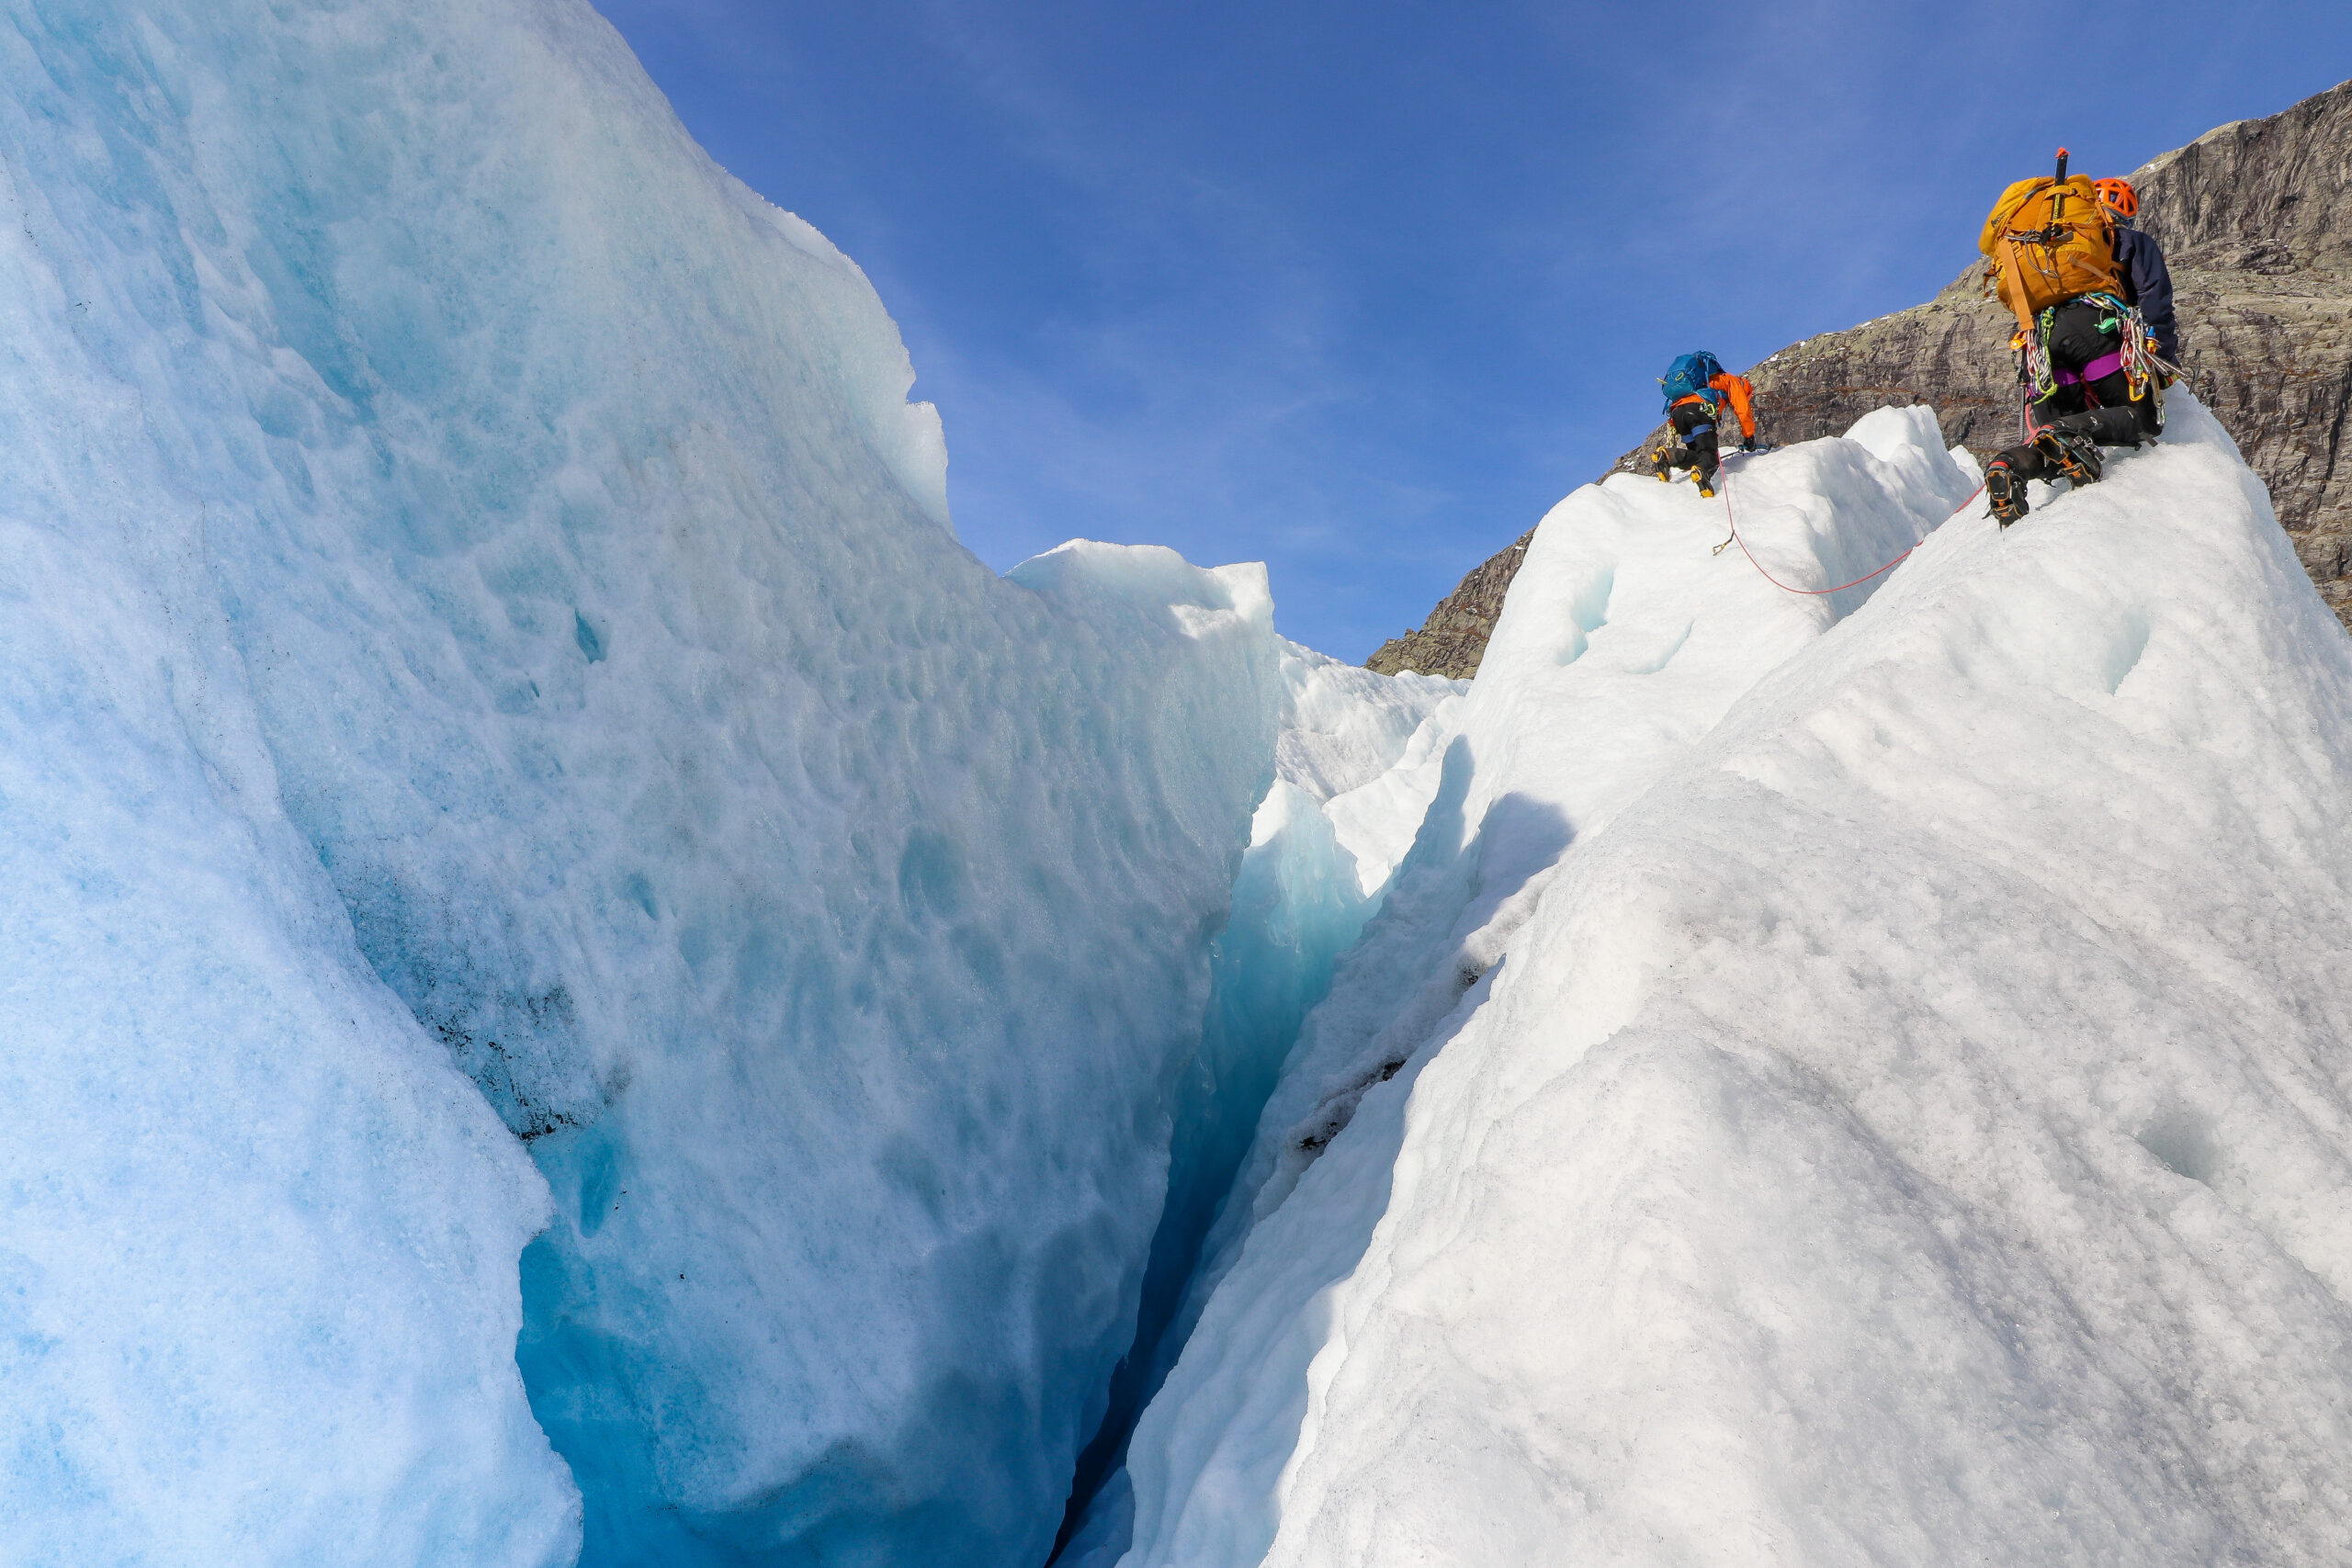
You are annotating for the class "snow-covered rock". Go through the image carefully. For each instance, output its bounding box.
[1121,397,2352,1566]
[0,3,1283,1563]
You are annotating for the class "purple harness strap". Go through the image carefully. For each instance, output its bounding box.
[2053,349,2127,388]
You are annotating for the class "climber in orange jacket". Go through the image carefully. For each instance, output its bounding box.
[1649,351,1758,498]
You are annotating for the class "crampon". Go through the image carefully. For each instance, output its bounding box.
[1984,460,2027,527]
[2033,426,2103,486]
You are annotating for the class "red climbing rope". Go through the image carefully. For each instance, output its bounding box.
[1717,458,1986,596]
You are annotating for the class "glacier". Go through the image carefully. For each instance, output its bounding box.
[7,0,2352,1564]
[1114,395,2352,1566]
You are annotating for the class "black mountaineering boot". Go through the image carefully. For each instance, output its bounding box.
[2034,426,2104,487]
[1652,446,1672,482]
[1984,459,2027,527]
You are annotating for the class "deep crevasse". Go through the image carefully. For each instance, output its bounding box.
[1056,645,1463,1559]
[1114,396,2352,1566]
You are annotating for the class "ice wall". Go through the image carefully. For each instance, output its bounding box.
[0,432,580,1568]
[0,2,1284,1563]
[1121,400,2352,1565]
[0,8,582,1561]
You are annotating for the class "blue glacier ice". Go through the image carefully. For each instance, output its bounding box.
[0,1,1313,1562]
[1054,643,1461,1553]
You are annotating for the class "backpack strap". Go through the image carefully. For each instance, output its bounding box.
[1994,238,2041,336]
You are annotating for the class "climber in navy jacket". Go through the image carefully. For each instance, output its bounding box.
[2101,178,2180,362]
[1983,175,2186,527]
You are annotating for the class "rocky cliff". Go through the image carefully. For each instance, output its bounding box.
[1368,78,2352,678]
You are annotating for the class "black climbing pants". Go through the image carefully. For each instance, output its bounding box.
[1993,299,2162,480]
[1668,399,1723,485]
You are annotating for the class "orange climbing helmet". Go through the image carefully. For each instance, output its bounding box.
[2093,177,2138,220]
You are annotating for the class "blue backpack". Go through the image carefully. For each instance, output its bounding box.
[1659,351,1725,411]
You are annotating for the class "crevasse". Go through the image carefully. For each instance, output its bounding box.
[1052,644,1463,1560]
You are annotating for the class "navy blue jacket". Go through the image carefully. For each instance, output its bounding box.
[2111,222,2180,362]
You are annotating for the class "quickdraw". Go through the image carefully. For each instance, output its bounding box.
[2012,324,2056,408]
[2075,292,2161,401]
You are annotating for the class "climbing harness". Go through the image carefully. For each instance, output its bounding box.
[2020,292,2164,402]
[1711,452,1986,596]
[2012,299,2188,454]
[2014,291,2184,433]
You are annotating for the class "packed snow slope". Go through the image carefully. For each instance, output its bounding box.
[0,2,1287,1564]
[1115,397,2352,1566]
[1079,405,1976,1564]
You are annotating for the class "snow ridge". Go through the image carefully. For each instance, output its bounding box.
[1117,397,2352,1567]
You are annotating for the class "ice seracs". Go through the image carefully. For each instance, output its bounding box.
[0,2,1285,1563]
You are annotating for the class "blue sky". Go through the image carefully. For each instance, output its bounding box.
[594,0,2352,660]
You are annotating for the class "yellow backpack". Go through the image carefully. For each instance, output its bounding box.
[1979,171,2120,330]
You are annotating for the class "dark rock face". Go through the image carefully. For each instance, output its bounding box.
[2141,82,2352,620]
[1363,529,1531,677]
[1367,78,2352,678]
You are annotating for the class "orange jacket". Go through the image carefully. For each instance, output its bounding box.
[1671,374,1757,440]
